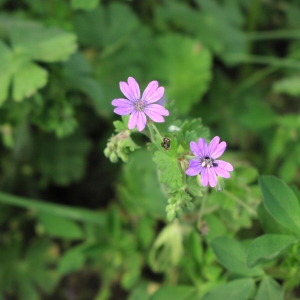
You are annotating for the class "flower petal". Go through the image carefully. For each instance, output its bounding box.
[143,86,165,103]
[114,106,134,115]
[211,141,227,159]
[112,98,133,107]
[128,111,146,131]
[215,160,233,172]
[142,81,158,100]
[136,111,147,131]
[120,81,135,101]
[200,168,209,187]
[190,141,200,157]
[214,167,231,178]
[197,138,208,158]
[128,77,140,100]
[144,110,165,123]
[208,136,220,156]
[145,104,169,116]
[186,160,202,176]
[128,112,137,130]
[207,169,217,187]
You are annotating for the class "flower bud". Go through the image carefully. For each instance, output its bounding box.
[104,147,110,157]
[167,210,176,222]
[109,152,118,163]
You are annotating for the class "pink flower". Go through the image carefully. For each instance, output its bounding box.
[112,77,169,131]
[186,136,233,187]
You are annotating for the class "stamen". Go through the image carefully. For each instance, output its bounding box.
[134,99,145,111]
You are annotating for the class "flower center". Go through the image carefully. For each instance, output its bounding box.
[201,156,218,168]
[134,98,146,111]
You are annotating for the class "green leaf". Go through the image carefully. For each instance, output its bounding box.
[0,41,48,103]
[259,176,300,236]
[71,0,99,10]
[10,22,77,62]
[12,61,48,101]
[202,278,255,300]
[73,3,139,48]
[257,204,294,235]
[178,118,210,149]
[146,34,212,114]
[239,99,277,130]
[210,236,264,276]
[187,229,203,265]
[153,151,182,190]
[58,244,87,276]
[149,223,184,272]
[118,149,166,218]
[255,277,284,300]
[37,212,84,240]
[247,234,298,268]
[36,132,92,186]
[150,286,197,300]
[273,76,300,96]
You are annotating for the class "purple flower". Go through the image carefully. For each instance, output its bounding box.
[185,136,233,187]
[112,77,169,131]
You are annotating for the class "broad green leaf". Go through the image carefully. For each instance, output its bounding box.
[10,22,77,62]
[37,212,84,240]
[247,234,298,268]
[255,277,284,300]
[71,0,99,10]
[259,176,300,236]
[24,239,58,294]
[118,149,166,218]
[58,244,87,276]
[12,61,48,101]
[153,151,182,190]
[128,282,151,300]
[239,99,277,130]
[0,239,59,300]
[146,34,212,114]
[36,132,92,186]
[178,118,210,148]
[273,76,300,96]
[150,286,198,300]
[202,278,255,300]
[73,3,139,48]
[0,40,11,104]
[210,236,263,276]
[257,204,294,235]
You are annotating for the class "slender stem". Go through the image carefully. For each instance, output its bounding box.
[0,192,106,225]
[150,123,164,140]
[222,190,257,217]
[197,192,207,230]
[147,123,156,143]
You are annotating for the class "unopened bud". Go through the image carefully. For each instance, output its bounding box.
[167,210,176,222]
[109,152,118,163]
[104,148,110,157]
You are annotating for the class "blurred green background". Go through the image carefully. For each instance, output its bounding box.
[0,0,300,299]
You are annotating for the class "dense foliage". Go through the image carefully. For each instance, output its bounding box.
[0,0,300,299]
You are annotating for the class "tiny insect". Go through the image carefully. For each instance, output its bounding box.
[161,137,171,150]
